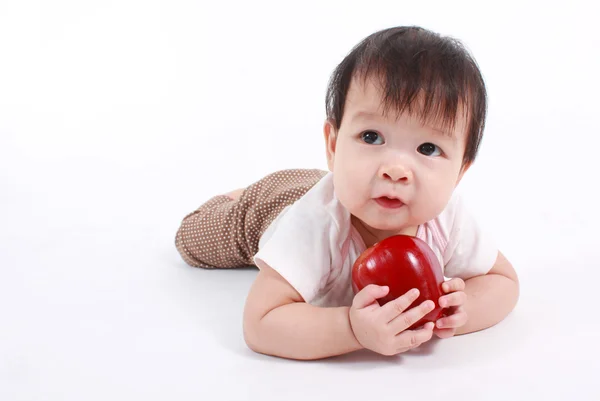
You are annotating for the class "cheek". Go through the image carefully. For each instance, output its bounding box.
[416,171,457,216]
[337,143,376,177]
[333,176,356,215]
[333,151,370,209]
[333,169,365,208]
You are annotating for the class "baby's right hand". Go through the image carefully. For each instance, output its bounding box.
[349,285,436,356]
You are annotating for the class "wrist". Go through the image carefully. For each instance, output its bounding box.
[345,307,364,351]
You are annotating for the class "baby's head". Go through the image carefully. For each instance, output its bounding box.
[322,26,487,241]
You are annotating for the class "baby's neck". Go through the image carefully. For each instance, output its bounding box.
[350,215,418,248]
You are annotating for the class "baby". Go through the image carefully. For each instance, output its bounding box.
[175,26,520,360]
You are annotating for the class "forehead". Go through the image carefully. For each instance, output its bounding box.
[343,76,469,140]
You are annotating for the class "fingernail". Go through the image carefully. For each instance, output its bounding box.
[437,320,444,328]
[411,289,419,296]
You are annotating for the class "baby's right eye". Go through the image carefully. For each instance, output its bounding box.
[360,131,384,145]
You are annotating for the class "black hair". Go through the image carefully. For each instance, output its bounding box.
[325,26,487,168]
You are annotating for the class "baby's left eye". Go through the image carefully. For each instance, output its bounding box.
[417,143,442,157]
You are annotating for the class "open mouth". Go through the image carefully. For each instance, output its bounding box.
[374,196,404,209]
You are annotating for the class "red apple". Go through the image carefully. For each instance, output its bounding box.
[352,235,448,330]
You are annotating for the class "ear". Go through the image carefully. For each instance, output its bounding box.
[455,162,472,186]
[323,119,338,172]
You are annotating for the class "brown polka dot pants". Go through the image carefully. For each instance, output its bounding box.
[175,168,328,268]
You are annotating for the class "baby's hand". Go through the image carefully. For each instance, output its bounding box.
[434,278,468,339]
[349,285,436,356]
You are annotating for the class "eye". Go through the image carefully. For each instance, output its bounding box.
[417,142,442,157]
[360,131,384,145]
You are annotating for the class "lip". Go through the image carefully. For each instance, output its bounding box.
[374,196,405,209]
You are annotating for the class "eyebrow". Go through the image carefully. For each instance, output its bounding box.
[351,110,383,122]
[428,126,454,138]
[350,110,455,138]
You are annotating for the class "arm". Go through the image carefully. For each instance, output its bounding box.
[243,264,363,360]
[456,251,520,335]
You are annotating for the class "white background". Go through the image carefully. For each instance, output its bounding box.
[1,0,599,400]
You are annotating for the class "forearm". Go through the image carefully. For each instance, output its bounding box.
[249,303,363,360]
[456,274,519,335]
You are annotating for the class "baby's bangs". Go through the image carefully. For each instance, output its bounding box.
[353,44,474,136]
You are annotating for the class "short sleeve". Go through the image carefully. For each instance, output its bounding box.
[443,194,498,279]
[253,204,337,304]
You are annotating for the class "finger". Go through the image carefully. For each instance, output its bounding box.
[436,310,468,329]
[379,288,421,323]
[388,299,436,334]
[352,284,389,309]
[394,322,435,351]
[433,327,456,339]
[396,322,435,354]
[407,322,436,349]
[438,291,467,308]
[440,304,461,319]
[442,278,465,293]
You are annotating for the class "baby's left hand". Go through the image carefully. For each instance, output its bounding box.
[434,278,468,339]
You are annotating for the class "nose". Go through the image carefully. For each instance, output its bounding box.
[380,164,412,183]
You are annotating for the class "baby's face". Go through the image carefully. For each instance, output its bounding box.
[324,76,469,242]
